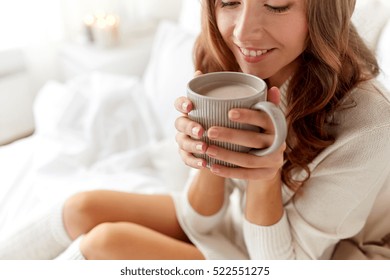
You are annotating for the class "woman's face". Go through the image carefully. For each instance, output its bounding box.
[215,0,308,87]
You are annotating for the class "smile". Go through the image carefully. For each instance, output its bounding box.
[240,47,269,57]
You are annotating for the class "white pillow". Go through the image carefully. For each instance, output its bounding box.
[141,20,198,191]
[142,20,197,138]
[353,0,390,50]
[377,20,390,90]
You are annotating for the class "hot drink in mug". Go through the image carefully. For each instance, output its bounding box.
[187,71,287,167]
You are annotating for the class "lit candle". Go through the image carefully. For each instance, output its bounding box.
[84,11,121,48]
[106,14,120,46]
[83,14,95,43]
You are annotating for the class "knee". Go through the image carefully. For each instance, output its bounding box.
[80,222,125,260]
[63,191,102,239]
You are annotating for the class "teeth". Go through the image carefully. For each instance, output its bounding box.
[240,48,268,57]
[241,48,250,56]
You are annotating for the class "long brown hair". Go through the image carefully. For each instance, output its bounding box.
[194,0,379,190]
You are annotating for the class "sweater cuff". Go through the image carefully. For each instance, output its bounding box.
[182,188,230,234]
[243,211,294,259]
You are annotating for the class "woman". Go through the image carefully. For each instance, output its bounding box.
[173,0,390,259]
[1,0,389,260]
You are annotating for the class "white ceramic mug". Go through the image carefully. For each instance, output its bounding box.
[187,71,287,167]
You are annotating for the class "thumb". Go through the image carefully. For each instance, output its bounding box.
[267,86,281,106]
[194,70,203,77]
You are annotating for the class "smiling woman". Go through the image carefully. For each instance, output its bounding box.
[215,0,308,86]
[0,0,389,261]
[174,0,390,260]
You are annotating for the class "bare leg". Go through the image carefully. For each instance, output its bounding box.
[62,190,203,259]
[63,190,188,241]
[80,222,204,260]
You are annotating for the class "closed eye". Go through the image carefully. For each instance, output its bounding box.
[264,4,290,13]
[221,1,241,8]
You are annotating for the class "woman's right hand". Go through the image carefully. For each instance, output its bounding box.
[174,96,208,169]
[175,98,227,219]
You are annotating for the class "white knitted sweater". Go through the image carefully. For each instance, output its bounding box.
[173,79,390,259]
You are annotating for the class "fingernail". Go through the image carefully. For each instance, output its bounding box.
[229,110,240,120]
[197,161,205,168]
[182,102,190,111]
[196,144,204,151]
[208,128,219,139]
[192,127,200,137]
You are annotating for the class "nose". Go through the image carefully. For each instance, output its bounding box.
[233,4,264,42]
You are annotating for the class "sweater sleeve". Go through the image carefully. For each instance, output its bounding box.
[179,170,233,234]
[244,211,294,259]
[243,122,390,259]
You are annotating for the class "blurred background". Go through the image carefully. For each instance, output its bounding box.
[0,0,389,146]
[0,0,182,145]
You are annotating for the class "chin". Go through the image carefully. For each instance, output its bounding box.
[240,67,271,80]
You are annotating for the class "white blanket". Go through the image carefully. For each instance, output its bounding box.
[0,19,198,238]
[0,72,190,236]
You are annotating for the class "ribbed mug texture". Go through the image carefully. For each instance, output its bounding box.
[187,72,267,167]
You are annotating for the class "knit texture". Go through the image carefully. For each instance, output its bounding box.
[0,202,72,259]
[55,236,85,260]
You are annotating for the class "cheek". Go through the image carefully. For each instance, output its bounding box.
[294,19,309,47]
[283,20,308,54]
[216,15,234,43]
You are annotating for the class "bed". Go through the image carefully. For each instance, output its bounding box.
[0,0,389,246]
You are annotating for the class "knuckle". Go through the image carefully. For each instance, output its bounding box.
[252,133,272,149]
[179,150,200,169]
[182,139,192,152]
[174,116,189,131]
[174,118,180,129]
[175,133,186,147]
[180,151,192,166]
[175,133,181,144]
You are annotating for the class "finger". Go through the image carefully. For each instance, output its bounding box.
[174,116,204,139]
[209,165,280,181]
[207,126,274,149]
[194,70,203,77]
[175,132,207,154]
[206,144,285,169]
[176,70,203,114]
[174,96,193,113]
[175,71,203,114]
[228,108,274,132]
[179,149,207,169]
[267,86,281,106]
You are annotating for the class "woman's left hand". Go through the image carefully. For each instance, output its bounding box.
[206,87,286,181]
